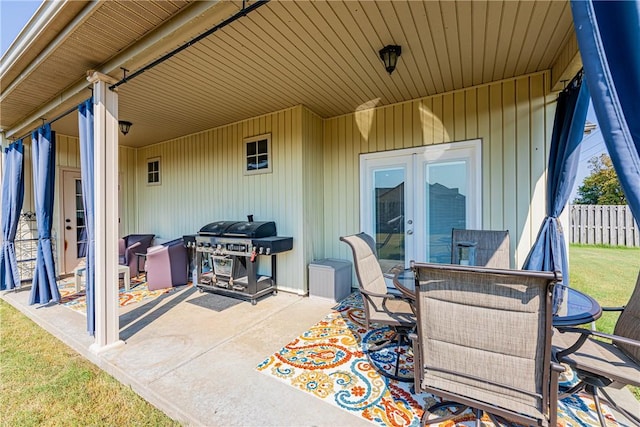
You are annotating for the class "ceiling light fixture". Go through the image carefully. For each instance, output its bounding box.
[118,120,132,136]
[379,45,402,75]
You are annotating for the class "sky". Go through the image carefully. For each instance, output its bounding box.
[0,0,606,200]
[571,101,607,201]
[1,0,42,57]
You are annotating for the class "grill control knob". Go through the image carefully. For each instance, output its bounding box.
[266,248,271,255]
[259,247,264,254]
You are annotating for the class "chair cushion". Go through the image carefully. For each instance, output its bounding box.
[553,331,640,386]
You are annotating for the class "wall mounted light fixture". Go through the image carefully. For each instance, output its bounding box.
[118,120,132,135]
[379,45,402,75]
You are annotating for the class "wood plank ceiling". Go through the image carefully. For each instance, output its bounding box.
[2,1,575,148]
[0,1,194,133]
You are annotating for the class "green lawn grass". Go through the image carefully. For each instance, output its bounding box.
[0,300,181,427]
[569,244,640,334]
[568,244,640,401]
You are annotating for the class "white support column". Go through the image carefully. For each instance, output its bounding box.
[87,71,124,353]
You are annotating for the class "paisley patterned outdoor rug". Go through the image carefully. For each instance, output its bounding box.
[58,276,176,314]
[257,292,622,427]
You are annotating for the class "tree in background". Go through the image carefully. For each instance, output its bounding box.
[574,154,627,204]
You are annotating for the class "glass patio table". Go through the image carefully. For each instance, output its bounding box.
[392,268,602,327]
[552,284,602,327]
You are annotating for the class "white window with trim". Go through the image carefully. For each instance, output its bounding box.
[147,157,161,185]
[244,133,272,175]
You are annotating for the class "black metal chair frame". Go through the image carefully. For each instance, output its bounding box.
[340,233,416,383]
[555,326,640,427]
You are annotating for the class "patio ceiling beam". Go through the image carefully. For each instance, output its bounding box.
[3,0,237,140]
[109,0,270,90]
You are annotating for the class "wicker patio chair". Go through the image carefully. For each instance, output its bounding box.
[410,262,562,426]
[451,229,510,268]
[553,270,640,427]
[340,233,416,382]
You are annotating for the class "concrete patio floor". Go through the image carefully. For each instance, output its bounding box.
[2,283,372,426]
[2,283,639,426]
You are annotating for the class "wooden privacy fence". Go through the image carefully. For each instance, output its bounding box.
[569,204,639,247]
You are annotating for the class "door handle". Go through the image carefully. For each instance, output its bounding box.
[65,226,72,230]
[406,230,413,235]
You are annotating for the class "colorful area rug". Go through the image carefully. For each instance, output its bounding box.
[257,292,621,427]
[58,276,175,314]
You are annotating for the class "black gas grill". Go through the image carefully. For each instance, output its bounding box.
[193,220,293,305]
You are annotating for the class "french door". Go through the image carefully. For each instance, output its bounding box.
[360,140,482,269]
[61,169,85,274]
[60,170,123,274]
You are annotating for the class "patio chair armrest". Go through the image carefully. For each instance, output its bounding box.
[119,241,141,265]
[555,327,640,360]
[557,326,640,346]
[127,240,141,251]
[361,288,414,312]
[147,244,164,254]
[551,361,565,374]
[601,306,625,312]
[359,288,401,300]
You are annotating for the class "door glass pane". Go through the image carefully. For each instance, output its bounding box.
[75,179,87,258]
[425,161,467,263]
[374,168,405,271]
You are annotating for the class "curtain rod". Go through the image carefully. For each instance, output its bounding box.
[8,1,269,142]
[109,0,270,90]
[12,97,92,142]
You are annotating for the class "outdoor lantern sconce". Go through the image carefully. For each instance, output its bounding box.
[119,120,132,135]
[379,45,402,75]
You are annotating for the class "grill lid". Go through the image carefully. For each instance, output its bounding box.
[198,221,241,236]
[223,221,276,238]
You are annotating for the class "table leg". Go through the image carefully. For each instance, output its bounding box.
[74,269,84,292]
[119,265,130,291]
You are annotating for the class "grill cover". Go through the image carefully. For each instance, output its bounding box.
[224,221,276,238]
[199,221,240,236]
